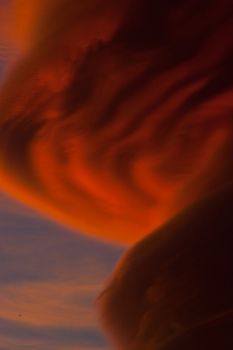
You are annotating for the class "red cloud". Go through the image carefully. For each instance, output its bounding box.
[0,0,232,243]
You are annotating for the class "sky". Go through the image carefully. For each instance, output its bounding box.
[0,191,124,349]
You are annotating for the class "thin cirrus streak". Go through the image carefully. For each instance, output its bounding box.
[0,0,232,243]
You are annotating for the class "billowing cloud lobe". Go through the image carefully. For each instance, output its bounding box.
[99,184,233,349]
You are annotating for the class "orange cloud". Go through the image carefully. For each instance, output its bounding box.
[98,183,233,349]
[9,0,43,49]
[0,0,232,243]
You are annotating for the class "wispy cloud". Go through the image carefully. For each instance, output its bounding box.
[0,282,101,328]
[0,317,106,349]
[0,192,124,349]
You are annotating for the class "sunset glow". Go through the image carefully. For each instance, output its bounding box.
[1,1,233,349]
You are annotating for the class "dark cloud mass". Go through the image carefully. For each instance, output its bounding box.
[98,183,233,349]
[0,0,232,243]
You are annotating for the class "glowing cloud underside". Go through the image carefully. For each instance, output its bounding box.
[0,0,232,243]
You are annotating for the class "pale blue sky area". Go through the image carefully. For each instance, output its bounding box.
[0,192,124,350]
